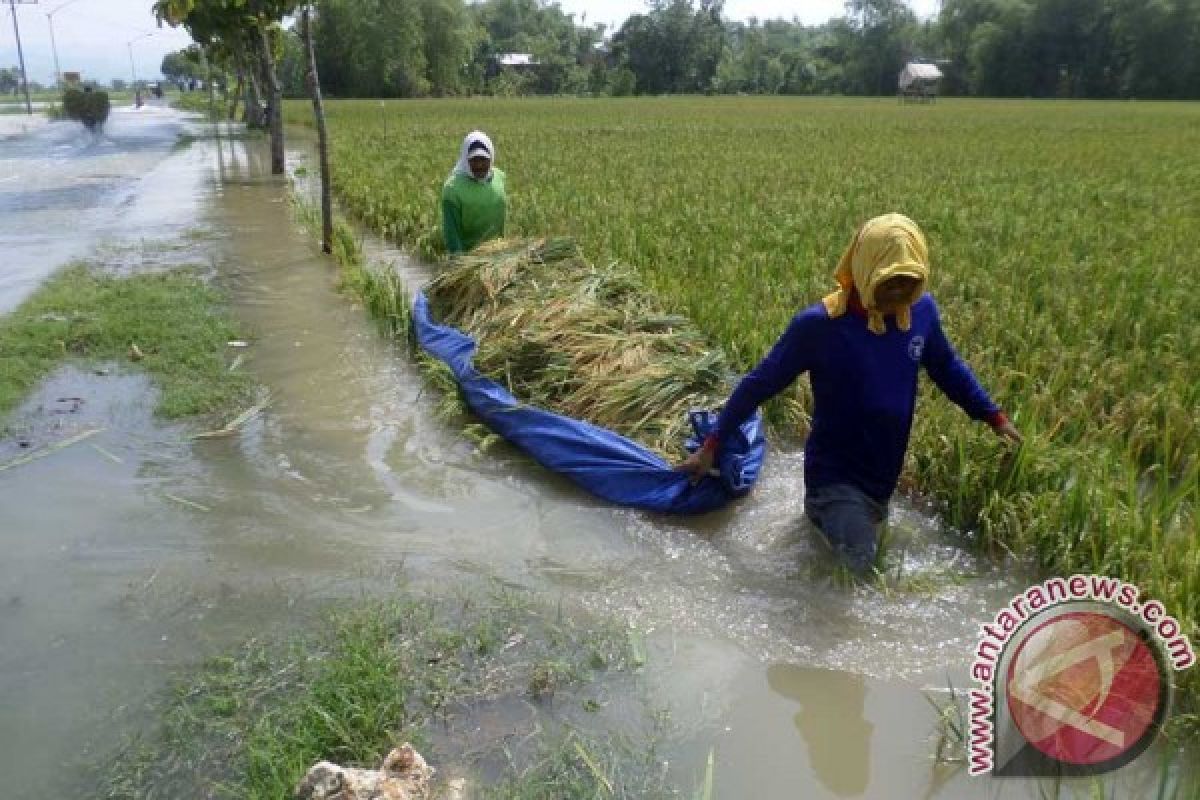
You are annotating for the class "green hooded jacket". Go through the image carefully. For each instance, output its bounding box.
[441,131,506,254]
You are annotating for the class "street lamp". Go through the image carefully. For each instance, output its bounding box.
[126,31,153,93]
[45,0,83,89]
[6,0,38,115]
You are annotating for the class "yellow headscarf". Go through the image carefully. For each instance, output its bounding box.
[822,213,930,335]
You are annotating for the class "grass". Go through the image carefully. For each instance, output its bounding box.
[171,90,223,118]
[0,264,254,423]
[283,95,1199,718]
[99,588,679,799]
[487,726,677,800]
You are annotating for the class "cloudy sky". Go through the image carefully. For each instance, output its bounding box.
[2,0,940,85]
[1,0,189,85]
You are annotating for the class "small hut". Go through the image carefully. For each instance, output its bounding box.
[497,53,537,69]
[485,53,541,85]
[898,62,942,103]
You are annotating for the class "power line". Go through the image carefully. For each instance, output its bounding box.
[6,0,37,114]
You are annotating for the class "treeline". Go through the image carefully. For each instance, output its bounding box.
[167,0,1200,100]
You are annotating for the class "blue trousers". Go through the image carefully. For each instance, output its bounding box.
[804,483,887,574]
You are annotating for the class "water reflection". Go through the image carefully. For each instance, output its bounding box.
[768,664,873,797]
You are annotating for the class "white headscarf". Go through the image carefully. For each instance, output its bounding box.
[452,130,495,181]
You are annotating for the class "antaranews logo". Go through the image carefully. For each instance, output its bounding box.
[967,575,1195,777]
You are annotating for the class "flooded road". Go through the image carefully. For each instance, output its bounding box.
[0,112,1190,798]
[0,104,203,312]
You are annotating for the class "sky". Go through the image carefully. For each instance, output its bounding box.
[2,0,941,85]
[1,0,193,86]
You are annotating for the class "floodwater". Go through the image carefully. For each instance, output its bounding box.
[0,111,1192,798]
[0,102,203,311]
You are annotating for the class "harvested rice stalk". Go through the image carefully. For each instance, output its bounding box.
[424,238,731,458]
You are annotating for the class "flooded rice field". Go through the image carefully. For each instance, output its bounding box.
[0,110,1191,798]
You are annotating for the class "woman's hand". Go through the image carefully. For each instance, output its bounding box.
[677,441,717,485]
[993,418,1023,445]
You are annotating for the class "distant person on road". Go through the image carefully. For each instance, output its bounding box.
[441,130,506,255]
[679,213,1021,575]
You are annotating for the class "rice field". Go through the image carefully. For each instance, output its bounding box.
[284,96,1198,714]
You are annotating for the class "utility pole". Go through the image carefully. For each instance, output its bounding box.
[7,0,37,115]
[126,31,152,92]
[46,0,82,89]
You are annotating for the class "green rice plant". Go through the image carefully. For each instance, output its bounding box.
[285,96,1199,717]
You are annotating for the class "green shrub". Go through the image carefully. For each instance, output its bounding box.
[61,87,111,131]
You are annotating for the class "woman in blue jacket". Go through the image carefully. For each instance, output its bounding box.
[680,213,1021,574]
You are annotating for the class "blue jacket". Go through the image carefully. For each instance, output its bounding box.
[714,294,998,504]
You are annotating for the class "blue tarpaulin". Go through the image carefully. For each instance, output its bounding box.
[412,292,767,514]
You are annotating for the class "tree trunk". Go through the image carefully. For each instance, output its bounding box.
[229,70,244,122]
[258,26,285,175]
[302,6,333,254]
[243,57,266,129]
[204,49,217,122]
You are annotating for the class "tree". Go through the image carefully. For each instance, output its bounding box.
[471,0,602,94]
[608,66,636,96]
[301,5,332,253]
[312,0,432,97]
[964,4,1035,95]
[612,0,725,94]
[0,67,20,96]
[419,0,476,95]
[839,0,919,94]
[931,0,1200,99]
[277,27,307,97]
[154,0,303,173]
[161,46,206,87]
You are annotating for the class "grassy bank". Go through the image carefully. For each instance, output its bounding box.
[284,96,1198,716]
[0,265,253,423]
[101,589,679,799]
[171,90,222,118]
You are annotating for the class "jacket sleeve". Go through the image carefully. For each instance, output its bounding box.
[714,310,817,443]
[442,185,464,254]
[921,299,999,421]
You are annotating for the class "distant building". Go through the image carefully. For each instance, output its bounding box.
[497,53,537,69]
[485,53,540,84]
[898,62,943,103]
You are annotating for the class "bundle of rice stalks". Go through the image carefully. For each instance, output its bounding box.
[424,238,732,459]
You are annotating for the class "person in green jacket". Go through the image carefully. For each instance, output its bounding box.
[441,131,507,254]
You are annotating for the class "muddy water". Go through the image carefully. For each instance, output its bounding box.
[0,114,1191,798]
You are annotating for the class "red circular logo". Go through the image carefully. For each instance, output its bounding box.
[1006,611,1162,766]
